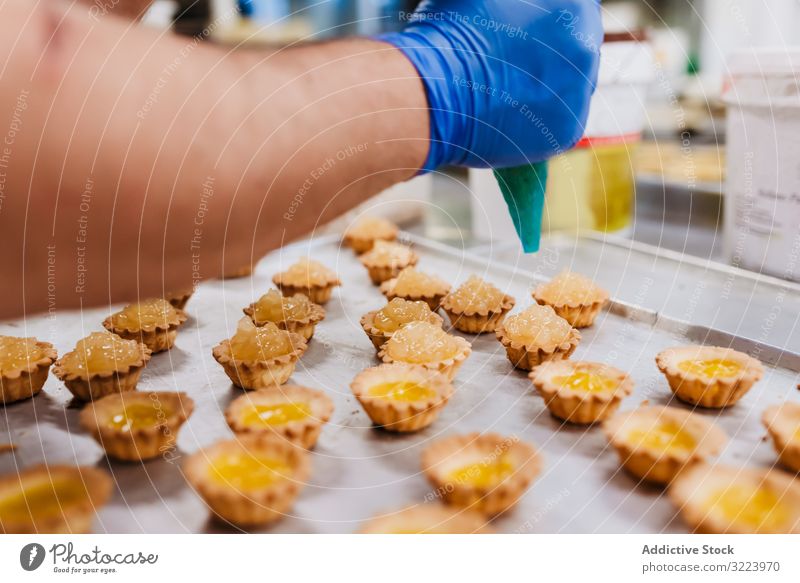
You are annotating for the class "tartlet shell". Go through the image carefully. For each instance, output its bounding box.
[603,405,728,485]
[102,309,187,354]
[532,288,609,329]
[243,296,326,341]
[669,464,800,534]
[53,340,151,402]
[495,324,581,371]
[272,264,341,305]
[184,434,310,527]
[225,385,334,449]
[529,361,634,424]
[0,340,57,404]
[358,246,419,285]
[79,391,194,461]
[212,331,307,390]
[441,291,516,334]
[359,505,494,534]
[762,403,800,473]
[343,223,399,255]
[273,282,337,305]
[166,288,194,311]
[359,309,444,352]
[0,464,112,533]
[350,364,454,432]
[379,274,451,312]
[422,432,541,516]
[378,335,471,381]
[656,346,764,408]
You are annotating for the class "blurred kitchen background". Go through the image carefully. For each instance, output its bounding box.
[141,0,800,290]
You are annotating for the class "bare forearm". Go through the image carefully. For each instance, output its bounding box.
[0,1,427,318]
[78,0,155,20]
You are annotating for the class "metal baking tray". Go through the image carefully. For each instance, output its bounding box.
[476,232,800,355]
[1,232,798,534]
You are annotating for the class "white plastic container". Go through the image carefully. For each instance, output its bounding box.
[723,48,800,281]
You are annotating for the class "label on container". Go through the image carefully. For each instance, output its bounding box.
[726,106,800,282]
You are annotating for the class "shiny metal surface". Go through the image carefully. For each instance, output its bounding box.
[480,232,800,355]
[1,233,797,533]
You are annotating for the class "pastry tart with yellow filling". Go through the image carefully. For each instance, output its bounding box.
[360,298,443,351]
[0,335,57,404]
[422,433,541,516]
[244,289,325,340]
[440,275,515,334]
[495,304,580,371]
[53,332,151,402]
[103,298,187,353]
[358,240,419,285]
[225,385,334,449]
[529,361,633,424]
[79,391,194,461]
[165,287,194,310]
[184,434,310,527]
[603,405,727,485]
[656,345,764,408]
[378,321,471,381]
[272,258,341,305]
[360,505,493,534]
[350,364,453,432]
[762,402,800,473]
[532,271,609,328]
[379,267,451,311]
[213,319,307,390]
[0,465,111,533]
[343,216,399,254]
[669,464,800,534]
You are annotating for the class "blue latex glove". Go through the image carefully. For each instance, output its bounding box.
[379,0,602,171]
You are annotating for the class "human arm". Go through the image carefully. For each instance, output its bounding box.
[0,0,600,319]
[0,0,428,318]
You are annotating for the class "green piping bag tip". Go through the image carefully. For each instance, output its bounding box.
[493,161,548,254]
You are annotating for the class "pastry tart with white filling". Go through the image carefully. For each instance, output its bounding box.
[440,275,515,334]
[378,321,471,381]
[212,318,307,390]
[495,304,580,371]
[343,216,399,254]
[360,298,443,351]
[532,271,608,328]
[103,298,187,353]
[379,267,451,311]
[358,241,419,285]
[272,258,341,305]
[244,289,325,340]
[53,332,150,402]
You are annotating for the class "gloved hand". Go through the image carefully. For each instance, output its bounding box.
[379,0,602,171]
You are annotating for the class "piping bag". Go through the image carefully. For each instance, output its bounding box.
[493,161,548,253]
